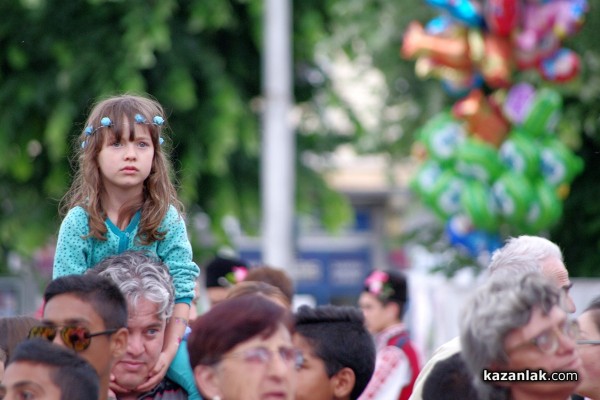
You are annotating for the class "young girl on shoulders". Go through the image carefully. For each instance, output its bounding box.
[53,93,199,390]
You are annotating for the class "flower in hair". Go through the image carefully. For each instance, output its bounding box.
[134,114,165,145]
[84,126,93,136]
[134,114,146,123]
[218,266,248,287]
[100,117,112,127]
[153,116,165,126]
[365,270,395,300]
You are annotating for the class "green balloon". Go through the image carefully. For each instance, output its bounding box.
[460,179,499,231]
[499,130,540,179]
[539,139,584,187]
[455,138,504,183]
[492,172,535,224]
[429,170,464,220]
[522,88,562,137]
[419,112,466,164]
[521,180,562,233]
[410,160,444,205]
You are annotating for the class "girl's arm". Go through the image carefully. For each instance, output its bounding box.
[53,207,91,278]
[156,206,200,304]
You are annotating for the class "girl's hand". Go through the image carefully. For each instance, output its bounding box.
[135,351,170,392]
[109,373,133,395]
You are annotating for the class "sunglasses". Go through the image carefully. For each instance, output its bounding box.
[28,325,118,352]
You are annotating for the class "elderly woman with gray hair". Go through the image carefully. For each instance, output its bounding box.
[460,272,582,400]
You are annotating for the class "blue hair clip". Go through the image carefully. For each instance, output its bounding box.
[81,114,166,149]
[81,116,112,149]
[134,114,165,145]
[153,116,165,126]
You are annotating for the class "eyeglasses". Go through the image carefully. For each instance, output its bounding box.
[28,325,118,352]
[507,319,579,355]
[221,346,304,370]
[577,339,600,345]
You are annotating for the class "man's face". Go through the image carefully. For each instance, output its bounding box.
[43,294,116,379]
[112,297,166,391]
[292,333,334,400]
[540,257,576,313]
[358,292,392,334]
[0,361,61,400]
[502,305,581,397]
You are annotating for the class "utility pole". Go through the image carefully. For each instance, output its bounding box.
[261,0,295,272]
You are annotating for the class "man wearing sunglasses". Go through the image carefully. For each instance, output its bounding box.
[30,274,129,400]
[91,251,196,399]
[460,272,582,400]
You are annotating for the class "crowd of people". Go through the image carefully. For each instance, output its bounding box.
[0,93,595,400]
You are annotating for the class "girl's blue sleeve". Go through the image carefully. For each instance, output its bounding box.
[167,333,203,400]
[156,206,200,304]
[53,207,91,278]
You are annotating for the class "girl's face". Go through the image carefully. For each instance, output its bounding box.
[97,119,154,196]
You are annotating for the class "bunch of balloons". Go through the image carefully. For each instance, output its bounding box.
[402,0,588,95]
[403,0,588,258]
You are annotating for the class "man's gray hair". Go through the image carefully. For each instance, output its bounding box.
[460,272,560,400]
[91,251,175,320]
[488,235,563,277]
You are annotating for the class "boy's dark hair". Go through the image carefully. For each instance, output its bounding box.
[295,305,376,400]
[363,269,408,318]
[204,256,249,288]
[422,353,478,400]
[8,338,100,400]
[44,274,128,330]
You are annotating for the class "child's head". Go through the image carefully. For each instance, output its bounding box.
[81,94,166,155]
[293,305,376,400]
[359,269,408,333]
[64,93,181,242]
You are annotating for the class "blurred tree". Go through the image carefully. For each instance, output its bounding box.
[0,0,355,273]
[1,0,598,278]
[318,0,600,277]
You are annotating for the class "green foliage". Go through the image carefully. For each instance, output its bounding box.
[2,0,598,278]
[0,0,354,268]
[316,0,600,276]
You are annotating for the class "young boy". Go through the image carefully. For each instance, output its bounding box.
[293,305,376,400]
[358,270,421,400]
[29,274,129,400]
[0,338,99,400]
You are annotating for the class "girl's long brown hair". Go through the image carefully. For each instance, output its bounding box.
[60,94,184,245]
